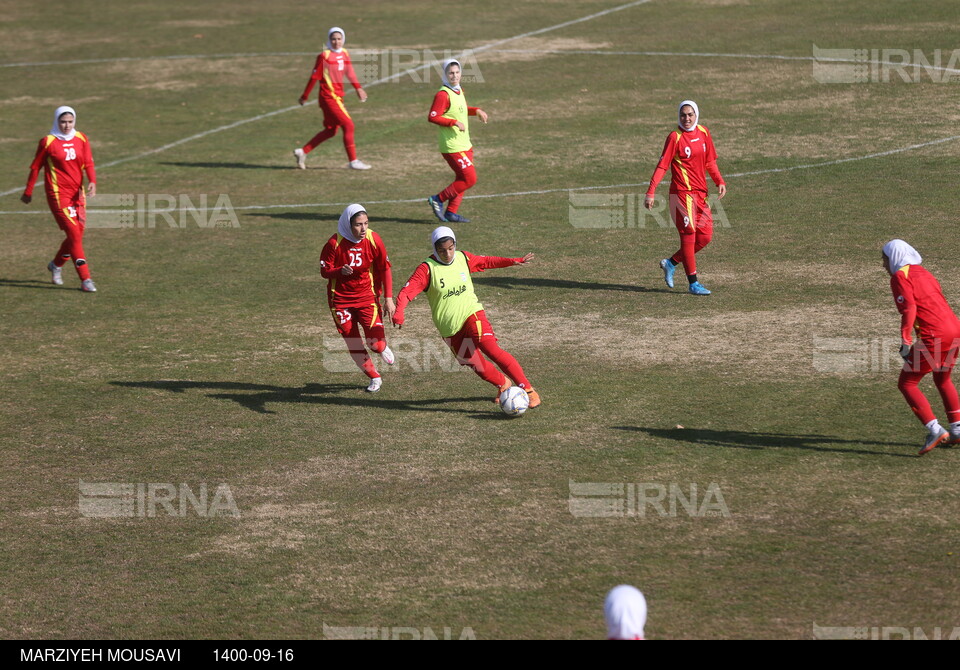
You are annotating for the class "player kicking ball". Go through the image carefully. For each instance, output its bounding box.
[392,226,540,408]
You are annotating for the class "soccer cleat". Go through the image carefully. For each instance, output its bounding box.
[80,279,97,292]
[493,379,512,404]
[688,281,711,296]
[919,425,949,456]
[444,211,471,224]
[293,148,306,170]
[659,259,675,288]
[948,427,960,445]
[366,377,382,393]
[380,345,395,366]
[525,389,542,409]
[348,159,371,170]
[48,261,63,285]
[427,195,446,222]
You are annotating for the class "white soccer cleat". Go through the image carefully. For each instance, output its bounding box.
[380,345,395,365]
[348,159,371,170]
[81,279,97,292]
[293,148,306,170]
[366,376,382,393]
[919,425,949,456]
[48,261,63,285]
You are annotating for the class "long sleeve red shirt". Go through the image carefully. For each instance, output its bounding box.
[427,89,479,127]
[25,132,96,207]
[320,230,392,308]
[890,264,960,346]
[301,49,362,102]
[395,251,518,317]
[646,126,724,196]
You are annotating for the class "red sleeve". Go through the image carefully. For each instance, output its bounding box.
[704,132,723,187]
[428,90,456,126]
[319,236,342,279]
[344,54,362,90]
[373,233,393,298]
[396,262,431,313]
[463,250,519,273]
[82,136,96,185]
[646,133,677,197]
[891,273,917,345]
[467,106,479,116]
[24,137,48,197]
[300,54,323,99]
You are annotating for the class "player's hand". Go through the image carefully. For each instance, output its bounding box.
[477,109,488,124]
[644,195,655,210]
[340,266,354,276]
[358,88,368,102]
[515,253,534,265]
[392,312,404,329]
[298,96,307,106]
[87,183,96,198]
[384,297,396,321]
[20,193,31,205]
[454,121,466,132]
[900,343,912,361]
[717,184,727,199]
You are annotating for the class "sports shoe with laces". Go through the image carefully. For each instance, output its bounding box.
[659,259,675,288]
[948,427,960,445]
[348,159,371,170]
[427,195,445,222]
[525,389,542,409]
[919,425,949,456]
[380,345,395,365]
[81,279,97,292]
[444,211,471,223]
[689,281,711,296]
[48,261,63,285]
[366,377,382,393]
[293,148,306,169]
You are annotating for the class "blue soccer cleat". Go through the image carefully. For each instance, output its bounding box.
[659,259,676,288]
[427,195,445,222]
[444,211,471,223]
[689,281,711,296]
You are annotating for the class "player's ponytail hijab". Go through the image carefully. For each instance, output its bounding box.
[327,26,345,52]
[441,59,462,93]
[604,585,647,640]
[338,203,366,243]
[50,105,77,141]
[678,99,699,132]
[883,239,923,274]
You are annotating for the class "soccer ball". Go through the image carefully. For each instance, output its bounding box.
[499,386,529,416]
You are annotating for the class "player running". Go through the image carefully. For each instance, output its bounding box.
[883,239,960,456]
[392,226,540,408]
[321,204,395,392]
[644,100,726,296]
[22,105,98,292]
[294,27,371,171]
[426,59,488,224]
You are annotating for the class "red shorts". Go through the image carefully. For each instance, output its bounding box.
[320,95,352,130]
[905,335,960,374]
[330,302,382,336]
[444,310,496,360]
[670,191,712,235]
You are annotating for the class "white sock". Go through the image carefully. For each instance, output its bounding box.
[951,421,960,433]
[925,419,941,434]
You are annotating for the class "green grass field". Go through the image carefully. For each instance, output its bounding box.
[2,0,960,640]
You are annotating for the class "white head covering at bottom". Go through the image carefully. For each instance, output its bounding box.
[338,203,366,243]
[327,26,345,52]
[678,99,700,132]
[604,585,647,640]
[51,105,77,141]
[883,239,923,274]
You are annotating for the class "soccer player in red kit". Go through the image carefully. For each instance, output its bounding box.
[21,105,98,292]
[392,226,541,408]
[321,204,395,392]
[294,27,371,171]
[426,59,488,224]
[644,100,726,296]
[883,240,960,456]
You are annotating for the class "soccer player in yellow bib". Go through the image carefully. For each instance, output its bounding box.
[426,59,488,224]
[392,226,541,408]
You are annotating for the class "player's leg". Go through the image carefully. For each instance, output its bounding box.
[333,307,380,389]
[356,302,394,366]
[445,327,508,390]
[931,337,960,442]
[899,347,948,455]
[53,202,93,284]
[302,101,341,154]
[693,195,714,254]
[470,311,541,408]
[441,151,476,221]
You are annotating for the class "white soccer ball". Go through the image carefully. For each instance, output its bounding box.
[499,386,529,416]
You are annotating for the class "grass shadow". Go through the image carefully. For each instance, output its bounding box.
[0,278,68,290]
[474,276,673,294]
[160,161,299,171]
[614,426,918,458]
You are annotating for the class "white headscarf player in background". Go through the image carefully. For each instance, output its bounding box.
[50,105,77,141]
[604,585,647,640]
[338,203,366,243]
[882,238,923,274]
[677,99,699,132]
[440,58,461,93]
[326,26,345,52]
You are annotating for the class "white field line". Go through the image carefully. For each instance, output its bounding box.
[2,134,957,216]
[0,0,653,198]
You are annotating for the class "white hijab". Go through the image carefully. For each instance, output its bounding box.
[883,239,923,274]
[51,105,77,141]
[441,59,462,93]
[604,585,647,640]
[327,26,345,52]
[338,203,366,243]
[678,99,700,132]
[431,226,457,264]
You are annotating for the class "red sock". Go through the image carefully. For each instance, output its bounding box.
[899,370,936,425]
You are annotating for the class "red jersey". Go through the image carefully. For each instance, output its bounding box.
[24,132,96,208]
[646,125,723,196]
[320,230,392,308]
[427,90,479,128]
[301,49,362,103]
[890,264,960,345]
[396,251,517,311]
